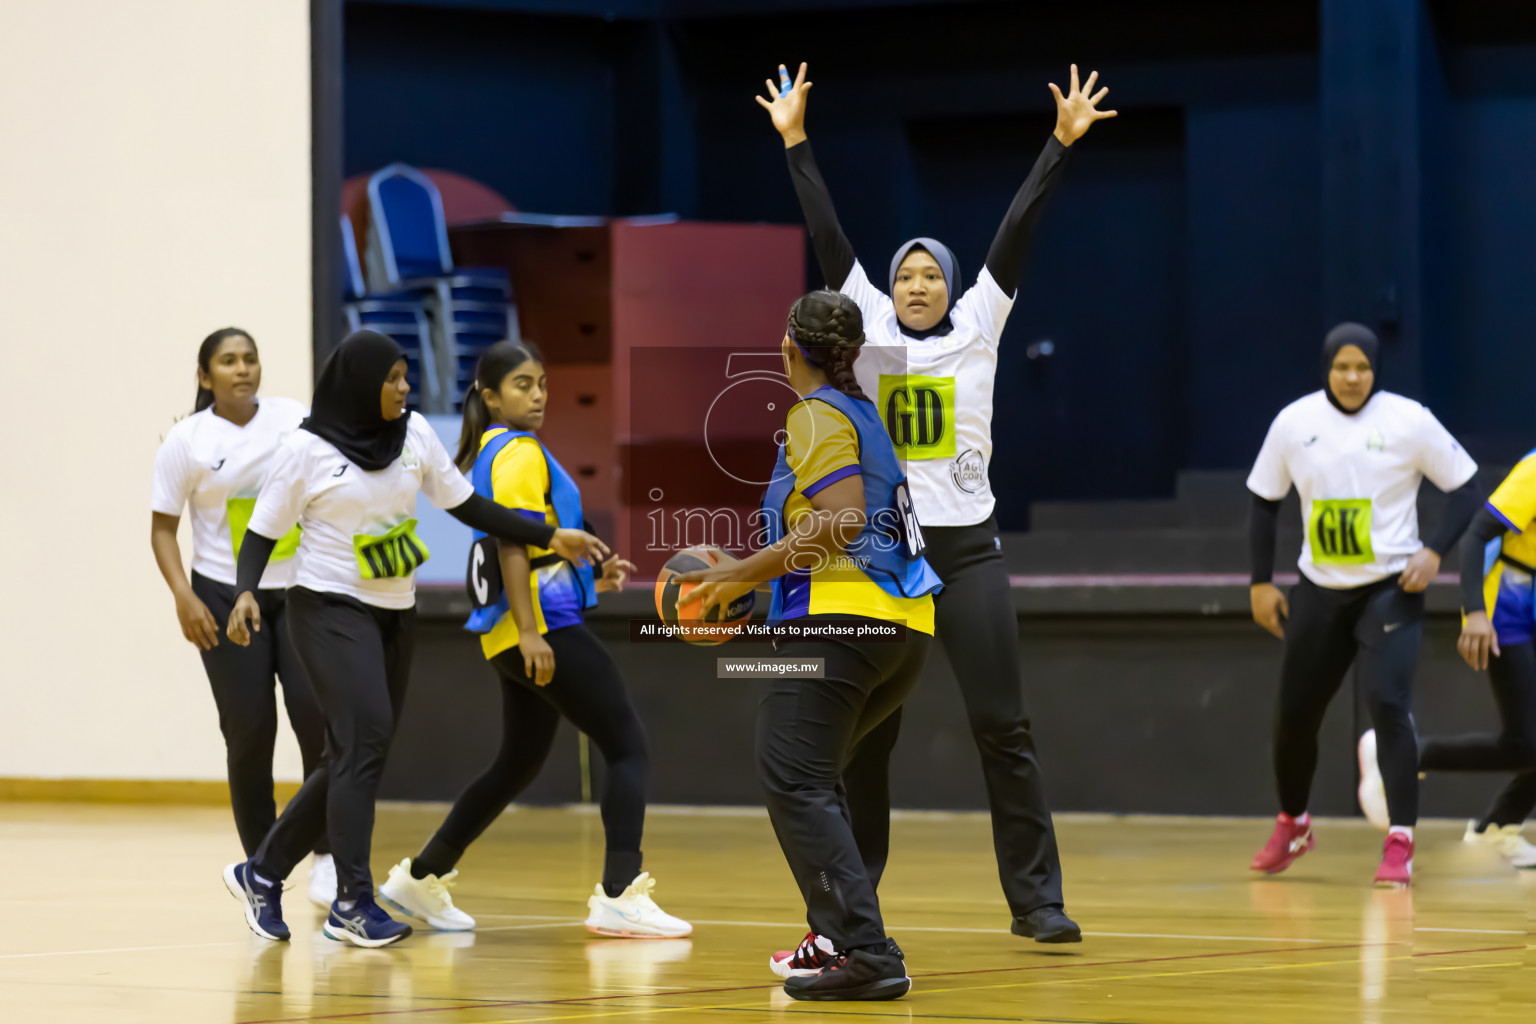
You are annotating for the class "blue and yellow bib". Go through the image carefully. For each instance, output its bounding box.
[761,386,941,632]
[465,427,596,658]
[1483,448,1536,646]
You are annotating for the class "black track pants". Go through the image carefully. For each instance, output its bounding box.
[843,517,1065,918]
[757,619,932,950]
[1420,641,1536,828]
[253,588,416,901]
[1274,575,1423,827]
[191,572,327,858]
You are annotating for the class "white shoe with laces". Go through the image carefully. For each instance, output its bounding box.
[1464,821,1536,868]
[585,872,692,938]
[770,932,837,978]
[308,854,337,909]
[378,858,475,931]
[1357,730,1390,830]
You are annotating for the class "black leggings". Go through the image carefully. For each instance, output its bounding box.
[191,573,327,858]
[253,587,417,901]
[843,517,1064,918]
[413,624,650,890]
[758,618,932,950]
[1420,640,1536,828]
[1275,575,1423,827]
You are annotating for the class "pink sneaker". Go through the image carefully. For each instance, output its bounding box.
[1374,832,1414,888]
[1251,813,1315,874]
[770,932,837,978]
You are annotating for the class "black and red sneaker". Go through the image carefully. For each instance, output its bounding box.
[770,932,837,978]
[782,947,911,1002]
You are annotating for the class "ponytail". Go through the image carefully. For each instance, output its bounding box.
[786,289,870,403]
[455,385,493,472]
[194,327,255,414]
[454,338,547,473]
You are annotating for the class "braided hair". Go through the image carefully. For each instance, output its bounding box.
[787,290,869,403]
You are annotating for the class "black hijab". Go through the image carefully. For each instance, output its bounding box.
[889,237,960,340]
[301,330,409,470]
[1321,321,1381,416]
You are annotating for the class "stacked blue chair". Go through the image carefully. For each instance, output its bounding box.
[364,163,517,410]
[341,214,441,413]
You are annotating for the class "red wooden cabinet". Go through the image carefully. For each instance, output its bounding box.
[449,220,804,576]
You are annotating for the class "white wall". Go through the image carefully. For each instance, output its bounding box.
[0,2,313,780]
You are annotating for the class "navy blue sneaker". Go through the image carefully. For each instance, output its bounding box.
[223,861,289,941]
[323,894,413,948]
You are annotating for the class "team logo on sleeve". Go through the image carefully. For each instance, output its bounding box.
[951,449,986,494]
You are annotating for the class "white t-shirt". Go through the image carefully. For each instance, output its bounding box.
[150,397,309,589]
[248,412,475,609]
[1247,390,1477,589]
[841,260,1014,527]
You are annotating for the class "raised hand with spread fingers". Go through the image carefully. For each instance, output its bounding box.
[1050,64,1117,146]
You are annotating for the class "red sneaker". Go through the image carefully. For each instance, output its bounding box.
[770,932,837,979]
[1250,813,1315,874]
[1374,832,1414,888]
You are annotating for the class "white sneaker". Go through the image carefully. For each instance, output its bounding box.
[1357,730,1390,830]
[1513,835,1536,869]
[770,932,837,978]
[1464,819,1498,845]
[1465,822,1536,868]
[585,872,692,938]
[378,859,475,931]
[308,854,337,909]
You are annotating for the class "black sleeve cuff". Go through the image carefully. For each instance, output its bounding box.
[1249,495,1283,585]
[235,532,278,596]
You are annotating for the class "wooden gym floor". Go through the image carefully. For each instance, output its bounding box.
[1,802,1533,1023]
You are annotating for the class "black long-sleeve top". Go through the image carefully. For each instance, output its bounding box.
[233,492,558,597]
[784,135,1071,299]
[1459,506,1507,614]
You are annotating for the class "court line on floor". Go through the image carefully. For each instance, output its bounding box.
[539,945,1530,1024]
[0,939,240,961]
[475,948,1395,1024]
[463,915,1336,944]
[1409,944,1527,957]
[1078,930,1329,943]
[908,948,1483,1002]
[473,914,582,921]
[1415,926,1529,935]
[711,1010,1143,1024]
[0,917,1427,969]
[235,942,1375,1024]
[665,918,1334,944]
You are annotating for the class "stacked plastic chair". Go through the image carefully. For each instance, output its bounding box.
[341,214,440,412]
[364,163,517,410]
